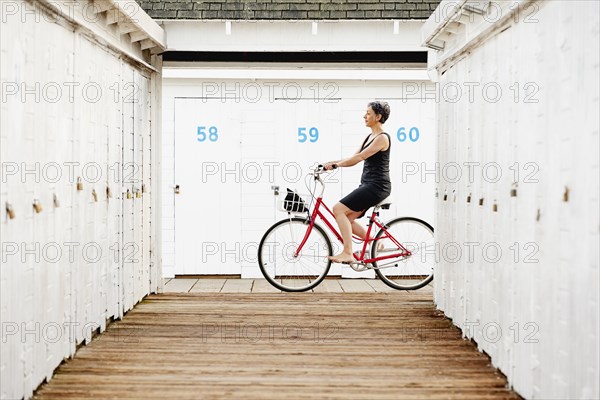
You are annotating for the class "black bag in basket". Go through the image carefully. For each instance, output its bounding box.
[284,188,308,213]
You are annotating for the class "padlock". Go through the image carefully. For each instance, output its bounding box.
[563,186,569,202]
[141,183,146,193]
[492,202,498,212]
[467,193,471,203]
[127,189,132,199]
[135,188,141,198]
[92,189,98,202]
[53,194,60,208]
[479,198,484,206]
[106,186,112,199]
[510,183,518,197]
[6,202,15,219]
[174,185,180,194]
[77,177,83,191]
[33,199,43,213]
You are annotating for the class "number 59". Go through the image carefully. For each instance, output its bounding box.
[298,127,319,143]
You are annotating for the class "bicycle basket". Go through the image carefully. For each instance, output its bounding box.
[279,188,309,214]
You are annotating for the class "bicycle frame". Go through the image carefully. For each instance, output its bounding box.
[293,172,411,265]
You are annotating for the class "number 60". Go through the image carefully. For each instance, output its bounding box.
[397,127,419,142]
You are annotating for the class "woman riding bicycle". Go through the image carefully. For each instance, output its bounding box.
[323,101,392,264]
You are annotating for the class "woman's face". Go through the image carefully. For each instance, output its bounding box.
[364,106,381,127]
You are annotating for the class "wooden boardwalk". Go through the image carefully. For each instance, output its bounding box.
[161,277,432,294]
[33,280,521,399]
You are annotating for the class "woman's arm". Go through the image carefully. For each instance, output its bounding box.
[324,134,389,170]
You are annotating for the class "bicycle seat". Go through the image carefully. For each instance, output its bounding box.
[375,196,392,210]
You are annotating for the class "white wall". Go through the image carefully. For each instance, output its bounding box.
[159,18,437,278]
[424,1,599,398]
[0,1,164,398]
[161,75,437,277]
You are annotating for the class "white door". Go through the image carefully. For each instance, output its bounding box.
[173,79,436,276]
[174,98,242,275]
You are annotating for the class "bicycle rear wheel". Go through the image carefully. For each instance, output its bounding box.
[258,217,332,292]
[371,217,435,290]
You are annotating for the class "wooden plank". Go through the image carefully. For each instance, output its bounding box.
[364,279,397,292]
[220,279,254,293]
[163,279,197,293]
[337,279,376,293]
[312,279,344,293]
[189,279,226,293]
[251,279,281,293]
[281,279,313,293]
[140,38,155,50]
[32,293,521,400]
[418,283,435,295]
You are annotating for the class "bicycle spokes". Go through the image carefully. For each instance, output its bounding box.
[258,218,332,292]
[372,218,435,290]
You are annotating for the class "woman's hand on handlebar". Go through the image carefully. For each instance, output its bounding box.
[323,162,338,171]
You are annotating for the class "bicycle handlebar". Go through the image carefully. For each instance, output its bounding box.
[314,163,337,175]
[306,164,336,198]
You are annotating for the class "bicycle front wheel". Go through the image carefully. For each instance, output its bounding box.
[371,217,435,290]
[258,217,332,292]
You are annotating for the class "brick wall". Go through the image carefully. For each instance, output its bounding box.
[134,0,440,20]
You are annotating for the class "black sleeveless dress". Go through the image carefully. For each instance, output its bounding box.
[339,132,392,217]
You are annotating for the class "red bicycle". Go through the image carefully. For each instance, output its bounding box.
[258,165,435,292]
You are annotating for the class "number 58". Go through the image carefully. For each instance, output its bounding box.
[197,126,219,142]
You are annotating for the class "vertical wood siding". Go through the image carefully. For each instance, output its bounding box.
[0,2,162,399]
[432,2,599,398]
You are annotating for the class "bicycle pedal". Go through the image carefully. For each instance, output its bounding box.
[349,263,369,272]
[343,261,366,268]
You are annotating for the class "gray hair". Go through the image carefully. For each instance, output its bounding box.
[368,101,391,124]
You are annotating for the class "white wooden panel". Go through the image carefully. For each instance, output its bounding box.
[427,1,599,398]
[105,55,124,321]
[132,70,147,306]
[163,20,426,53]
[173,98,242,275]
[0,1,162,398]
[161,86,176,278]
[1,8,30,399]
[122,65,136,313]
[149,54,163,293]
[141,73,153,295]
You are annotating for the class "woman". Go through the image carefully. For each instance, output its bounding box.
[323,101,392,264]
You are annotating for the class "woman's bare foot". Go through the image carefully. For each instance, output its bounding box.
[328,252,356,263]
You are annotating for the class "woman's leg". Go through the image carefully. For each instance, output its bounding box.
[341,211,385,257]
[350,218,367,240]
[349,214,384,251]
[329,203,359,263]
